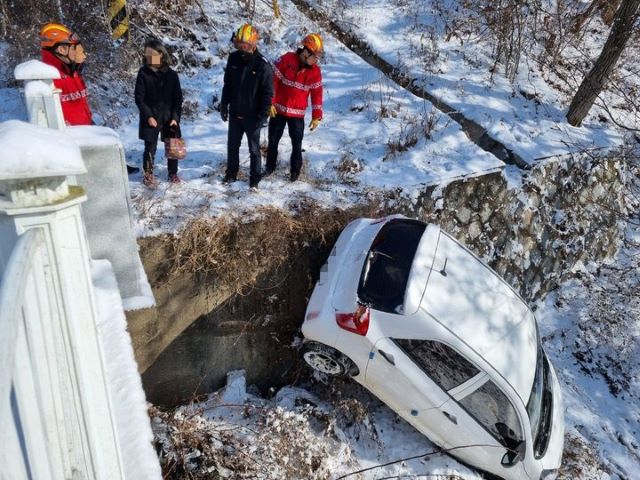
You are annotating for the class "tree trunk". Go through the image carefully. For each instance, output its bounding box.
[566,0,640,127]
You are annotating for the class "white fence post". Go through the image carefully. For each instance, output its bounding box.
[14,60,66,130]
[0,120,125,479]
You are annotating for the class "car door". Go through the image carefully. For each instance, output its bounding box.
[364,336,452,448]
[364,310,483,450]
[366,333,529,478]
[441,378,530,479]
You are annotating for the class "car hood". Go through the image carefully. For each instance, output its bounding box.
[420,231,537,403]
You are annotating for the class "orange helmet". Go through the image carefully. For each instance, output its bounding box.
[40,22,79,48]
[302,33,323,55]
[233,23,259,46]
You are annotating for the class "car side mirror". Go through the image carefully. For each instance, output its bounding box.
[496,422,525,466]
[501,440,525,466]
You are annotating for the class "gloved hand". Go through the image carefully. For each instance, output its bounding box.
[309,118,321,131]
[268,105,277,118]
[220,104,229,122]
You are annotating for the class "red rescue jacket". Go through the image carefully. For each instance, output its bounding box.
[41,49,92,126]
[272,51,323,120]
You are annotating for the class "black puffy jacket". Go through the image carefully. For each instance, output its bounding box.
[134,65,183,141]
[221,49,273,124]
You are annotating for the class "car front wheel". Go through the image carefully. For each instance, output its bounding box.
[302,342,359,377]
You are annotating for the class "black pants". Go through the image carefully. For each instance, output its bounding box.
[143,137,178,176]
[227,116,262,184]
[266,115,305,176]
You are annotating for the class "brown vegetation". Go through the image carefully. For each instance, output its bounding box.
[163,202,386,294]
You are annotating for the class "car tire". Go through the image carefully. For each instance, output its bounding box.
[302,341,360,377]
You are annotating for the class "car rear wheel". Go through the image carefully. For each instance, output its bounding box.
[302,342,359,377]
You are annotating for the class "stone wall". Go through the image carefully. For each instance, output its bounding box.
[415,154,627,301]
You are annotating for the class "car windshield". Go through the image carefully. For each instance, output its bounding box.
[358,219,426,313]
[527,340,553,458]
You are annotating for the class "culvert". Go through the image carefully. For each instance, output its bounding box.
[131,205,386,406]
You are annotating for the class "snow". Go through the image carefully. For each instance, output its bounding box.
[106,0,507,235]
[13,59,60,80]
[1,0,640,477]
[0,120,86,179]
[154,371,484,479]
[121,256,155,311]
[91,259,162,480]
[219,370,247,405]
[309,0,626,163]
[66,125,123,147]
[24,80,54,98]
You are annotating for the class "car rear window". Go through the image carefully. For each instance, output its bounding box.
[358,219,426,313]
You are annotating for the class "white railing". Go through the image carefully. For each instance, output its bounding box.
[0,228,100,479]
[0,120,126,480]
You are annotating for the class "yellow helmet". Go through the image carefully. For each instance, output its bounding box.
[40,22,79,48]
[233,23,259,46]
[302,33,323,55]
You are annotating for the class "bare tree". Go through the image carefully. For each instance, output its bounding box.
[272,0,281,18]
[566,0,640,127]
[572,0,622,32]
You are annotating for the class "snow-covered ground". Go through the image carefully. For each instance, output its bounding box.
[2,0,639,477]
[311,0,628,163]
[2,1,635,235]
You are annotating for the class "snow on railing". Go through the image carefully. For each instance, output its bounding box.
[0,120,125,479]
[14,59,66,130]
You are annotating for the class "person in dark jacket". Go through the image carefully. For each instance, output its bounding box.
[220,24,273,190]
[134,38,183,186]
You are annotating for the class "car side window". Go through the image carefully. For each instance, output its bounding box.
[393,339,480,391]
[459,380,523,449]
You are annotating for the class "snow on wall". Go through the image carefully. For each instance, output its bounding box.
[0,120,86,179]
[14,60,60,80]
[416,155,627,301]
[66,125,123,148]
[91,259,162,480]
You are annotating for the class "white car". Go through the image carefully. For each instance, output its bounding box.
[301,216,564,480]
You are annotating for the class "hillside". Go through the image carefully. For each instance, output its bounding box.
[1,0,639,478]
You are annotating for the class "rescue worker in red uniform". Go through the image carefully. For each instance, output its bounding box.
[266,34,324,182]
[39,23,92,126]
[39,23,139,173]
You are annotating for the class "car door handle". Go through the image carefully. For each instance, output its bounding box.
[378,349,395,366]
[443,411,457,424]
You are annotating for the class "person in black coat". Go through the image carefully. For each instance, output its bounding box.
[220,24,274,190]
[134,38,183,186]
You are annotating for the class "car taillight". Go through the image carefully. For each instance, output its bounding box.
[336,304,370,336]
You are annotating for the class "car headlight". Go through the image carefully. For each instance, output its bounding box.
[540,469,558,480]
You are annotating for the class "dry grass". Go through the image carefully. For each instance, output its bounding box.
[164,202,385,293]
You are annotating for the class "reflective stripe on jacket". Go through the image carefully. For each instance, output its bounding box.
[272,51,323,120]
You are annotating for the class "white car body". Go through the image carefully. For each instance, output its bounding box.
[301,216,564,480]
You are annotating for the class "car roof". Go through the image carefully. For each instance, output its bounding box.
[417,229,537,402]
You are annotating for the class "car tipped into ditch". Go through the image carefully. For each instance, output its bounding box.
[301,216,564,480]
